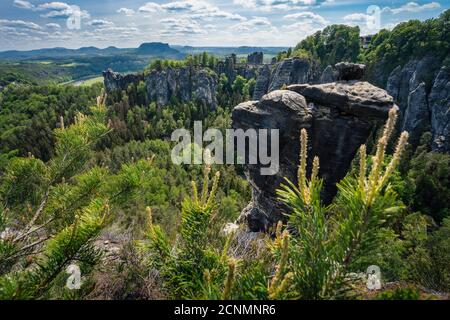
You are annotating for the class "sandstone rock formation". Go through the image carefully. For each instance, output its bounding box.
[233,78,395,232]
[252,57,320,100]
[320,65,336,83]
[386,55,448,148]
[429,66,450,152]
[252,59,366,101]
[104,67,217,109]
[335,62,366,81]
[252,65,271,101]
[103,69,143,92]
[247,52,264,65]
[268,58,320,93]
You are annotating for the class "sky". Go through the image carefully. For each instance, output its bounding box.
[0,0,448,50]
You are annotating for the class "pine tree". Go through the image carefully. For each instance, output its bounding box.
[0,93,154,299]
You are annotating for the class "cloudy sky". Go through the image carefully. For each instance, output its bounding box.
[0,0,448,50]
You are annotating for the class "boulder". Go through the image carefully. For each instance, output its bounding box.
[335,62,366,80]
[288,81,395,118]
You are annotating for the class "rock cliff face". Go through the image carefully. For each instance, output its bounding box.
[252,57,320,100]
[429,67,450,152]
[233,68,395,232]
[103,67,217,109]
[386,55,448,149]
[103,69,143,92]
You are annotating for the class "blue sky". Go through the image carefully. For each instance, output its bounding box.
[0,0,448,50]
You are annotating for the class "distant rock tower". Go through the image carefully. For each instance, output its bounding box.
[247,52,264,65]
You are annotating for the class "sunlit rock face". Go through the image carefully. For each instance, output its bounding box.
[233,69,395,232]
[103,67,217,110]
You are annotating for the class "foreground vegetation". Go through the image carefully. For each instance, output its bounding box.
[0,12,449,299]
[0,88,448,299]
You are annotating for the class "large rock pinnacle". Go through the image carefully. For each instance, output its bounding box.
[233,80,395,232]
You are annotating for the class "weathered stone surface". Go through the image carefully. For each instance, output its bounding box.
[335,62,366,80]
[430,66,450,152]
[216,55,237,82]
[385,55,442,145]
[233,82,394,232]
[320,65,336,83]
[386,60,418,115]
[104,67,217,109]
[103,69,143,92]
[402,82,430,144]
[253,65,271,100]
[192,69,217,109]
[268,57,319,92]
[233,90,312,231]
[288,81,395,118]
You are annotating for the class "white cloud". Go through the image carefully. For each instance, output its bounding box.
[138,2,163,13]
[283,11,328,25]
[382,2,441,14]
[46,23,61,29]
[342,12,381,35]
[13,0,35,9]
[230,17,272,32]
[343,13,371,23]
[117,8,135,16]
[37,2,90,19]
[0,19,42,30]
[87,20,115,27]
[160,17,206,35]
[139,1,246,21]
[233,0,329,11]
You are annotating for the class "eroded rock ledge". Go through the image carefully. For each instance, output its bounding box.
[233,74,395,232]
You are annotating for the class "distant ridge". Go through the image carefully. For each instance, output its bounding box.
[0,43,287,61]
[136,42,181,57]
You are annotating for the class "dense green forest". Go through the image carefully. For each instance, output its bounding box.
[0,12,449,299]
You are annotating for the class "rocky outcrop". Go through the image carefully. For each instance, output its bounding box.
[103,69,143,92]
[335,62,366,81]
[252,60,367,100]
[247,52,264,65]
[216,54,237,82]
[145,67,217,109]
[252,65,271,101]
[233,80,395,232]
[385,55,446,147]
[268,58,320,93]
[429,67,450,152]
[252,57,320,100]
[104,67,217,109]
